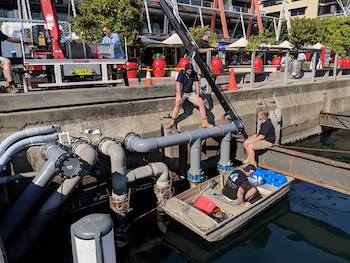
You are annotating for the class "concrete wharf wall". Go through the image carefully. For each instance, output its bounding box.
[0,78,349,145]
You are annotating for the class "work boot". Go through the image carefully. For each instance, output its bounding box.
[165,119,177,130]
[201,118,214,128]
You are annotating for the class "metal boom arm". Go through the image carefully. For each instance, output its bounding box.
[155,0,246,136]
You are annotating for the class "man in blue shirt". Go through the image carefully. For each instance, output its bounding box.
[165,63,213,129]
[102,25,125,59]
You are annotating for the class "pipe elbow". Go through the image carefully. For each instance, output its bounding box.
[124,133,157,152]
[73,141,98,172]
[99,139,126,165]
[149,162,170,188]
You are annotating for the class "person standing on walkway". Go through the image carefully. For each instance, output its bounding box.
[165,63,213,129]
[243,112,275,166]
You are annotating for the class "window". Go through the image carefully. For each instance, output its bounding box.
[290,7,306,16]
[266,12,280,18]
[261,0,282,8]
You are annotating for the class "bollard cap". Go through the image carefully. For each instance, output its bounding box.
[71,213,113,240]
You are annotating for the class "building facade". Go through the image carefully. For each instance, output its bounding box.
[259,0,344,18]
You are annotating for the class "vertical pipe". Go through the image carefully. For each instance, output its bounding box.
[187,138,203,186]
[311,52,317,82]
[250,51,255,89]
[218,132,232,171]
[144,0,152,34]
[71,214,116,263]
[284,50,290,85]
[240,12,246,39]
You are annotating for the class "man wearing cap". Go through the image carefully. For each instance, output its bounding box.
[222,164,262,206]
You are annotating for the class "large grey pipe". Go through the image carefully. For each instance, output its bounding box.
[127,162,170,205]
[98,138,130,216]
[0,133,59,171]
[124,122,242,153]
[217,132,233,172]
[8,141,97,260]
[127,162,170,188]
[0,143,79,242]
[99,138,127,197]
[0,125,59,157]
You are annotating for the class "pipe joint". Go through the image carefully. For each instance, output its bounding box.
[123,132,138,151]
[187,171,205,183]
[217,163,234,173]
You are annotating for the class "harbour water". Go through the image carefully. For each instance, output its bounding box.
[17,129,350,263]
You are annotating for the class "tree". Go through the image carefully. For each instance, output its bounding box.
[70,0,143,45]
[246,30,276,51]
[189,25,218,47]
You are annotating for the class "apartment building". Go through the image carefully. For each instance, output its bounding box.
[259,0,344,18]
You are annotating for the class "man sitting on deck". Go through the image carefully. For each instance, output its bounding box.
[222,164,262,206]
[165,63,213,129]
[243,111,275,166]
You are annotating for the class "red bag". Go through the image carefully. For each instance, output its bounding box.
[193,196,217,214]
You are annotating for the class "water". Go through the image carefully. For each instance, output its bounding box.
[17,129,350,263]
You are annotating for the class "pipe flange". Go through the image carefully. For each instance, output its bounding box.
[41,142,59,161]
[217,163,234,173]
[123,132,138,151]
[187,171,205,183]
[55,153,84,179]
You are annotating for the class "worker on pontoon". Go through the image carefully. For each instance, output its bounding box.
[0,31,29,93]
[243,111,275,166]
[165,63,213,129]
[222,164,262,206]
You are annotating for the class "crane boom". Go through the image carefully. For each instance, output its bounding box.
[40,0,65,59]
[155,0,246,136]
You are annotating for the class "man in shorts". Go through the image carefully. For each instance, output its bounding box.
[165,63,213,129]
[222,164,262,206]
[243,111,275,166]
[0,31,29,92]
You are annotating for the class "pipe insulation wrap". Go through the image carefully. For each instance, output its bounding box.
[124,122,240,152]
[0,133,59,171]
[0,125,59,157]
